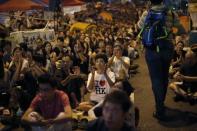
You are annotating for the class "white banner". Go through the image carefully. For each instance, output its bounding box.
[10,29,55,48]
[63,5,86,15]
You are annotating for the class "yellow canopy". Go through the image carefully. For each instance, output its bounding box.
[69,22,96,32]
[98,12,113,21]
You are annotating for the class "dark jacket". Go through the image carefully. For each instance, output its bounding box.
[87,117,135,131]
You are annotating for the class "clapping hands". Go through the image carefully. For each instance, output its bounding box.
[174,72,185,81]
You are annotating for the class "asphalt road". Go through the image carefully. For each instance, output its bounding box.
[131,53,197,131]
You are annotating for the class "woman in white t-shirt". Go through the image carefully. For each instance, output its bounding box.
[87,53,115,103]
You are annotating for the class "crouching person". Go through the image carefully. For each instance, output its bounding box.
[87,90,135,131]
[21,73,72,131]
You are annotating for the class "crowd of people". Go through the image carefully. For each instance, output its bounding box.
[0,0,196,130]
[0,1,141,130]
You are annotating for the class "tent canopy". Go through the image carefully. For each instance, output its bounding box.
[62,0,84,6]
[35,0,84,6]
[99,12,113,21]
[0,0,44,11]
[33,0,48,7]
[69,22,96,32]
[42,0,48,4]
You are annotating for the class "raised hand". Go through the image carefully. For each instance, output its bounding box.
[104,64,108,75]
[91,66,96,76]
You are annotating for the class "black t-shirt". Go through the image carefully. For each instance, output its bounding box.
[72,54,89,74]
[0,80,10,107]
[180,62,197,90]
[87,117,135,131]
[3,53,12,64]
[65,77,85,108]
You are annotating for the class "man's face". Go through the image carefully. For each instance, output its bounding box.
[80,34,85,41]
[106,45,113,55]
[13,49,22,60]
[74,42,82,53]
[45,44,52,53]
[99,42,105,50]
[102,102,126,129]
[114,46,122,58]
[72,66,81,75]
[85,37,90,43]
[175,36,182,44]
[62,56,72,68]
[26,51,32,62]
[39,83,54,99]
[64,37,70,47]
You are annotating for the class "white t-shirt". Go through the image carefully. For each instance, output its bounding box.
[110,56,130,78]
[87,69,115,103]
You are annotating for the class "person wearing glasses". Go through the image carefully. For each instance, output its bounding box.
[21,73,72,131]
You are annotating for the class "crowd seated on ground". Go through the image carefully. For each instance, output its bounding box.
[21,73,72,131]
[169,46,197,105]
[0,1,193,130]
[0,2,142,130]
[168,33,197,105]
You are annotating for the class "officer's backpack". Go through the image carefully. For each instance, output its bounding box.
[138,9,168,48]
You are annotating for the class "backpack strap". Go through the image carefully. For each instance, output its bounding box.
[137,26,144,39]
[137,9,152,39]
[156,8,169,40]
[171,10,175,27]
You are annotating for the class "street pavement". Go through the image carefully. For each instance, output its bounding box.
[131,53,197,131]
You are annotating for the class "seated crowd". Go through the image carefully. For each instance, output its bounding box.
[0,1,196,131]
[0,3,141,130]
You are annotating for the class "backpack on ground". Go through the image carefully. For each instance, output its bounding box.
[138,9,168,48]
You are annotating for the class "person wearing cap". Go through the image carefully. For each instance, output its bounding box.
[21,73,72,131]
